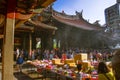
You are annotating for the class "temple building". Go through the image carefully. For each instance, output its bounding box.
[38,6,103,50]
[0,1,104,52]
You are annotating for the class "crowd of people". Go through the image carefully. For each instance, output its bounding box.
[14,48,114,62]
[14,47,120,80]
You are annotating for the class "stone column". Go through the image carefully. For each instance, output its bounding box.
[2,17,15,80]
[2,0,16,80]
[29,33,32,54]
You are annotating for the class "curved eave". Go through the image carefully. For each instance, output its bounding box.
[15,13,33,20]
[28,19,57,30]
[52,12,102,31]
[16,24,34,31]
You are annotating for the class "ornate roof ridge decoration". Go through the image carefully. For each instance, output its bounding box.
[52,10,102,31]
[28,19,57,30]
[53,10,84,20]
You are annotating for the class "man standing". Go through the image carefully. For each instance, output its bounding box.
[16,47,20,60]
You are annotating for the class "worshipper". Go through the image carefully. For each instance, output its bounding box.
[49,50,55,60]
[77,63,82,73]
[98,61,115,80]
[76,64,83,80]
[112,49,120,80]
[44,49,50,60]
[16,47,20,60]
[16,53,24,72]
[54,53,59,58]
[61,52,67,63]
[31,49,36,60]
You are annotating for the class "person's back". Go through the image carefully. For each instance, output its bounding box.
[16,54,24,72]
[98,62,115,80]
[98,71,114,80]
[112,49,120,80]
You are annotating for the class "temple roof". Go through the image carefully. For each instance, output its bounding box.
[28,19,57,30]
[52,10,102,30]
